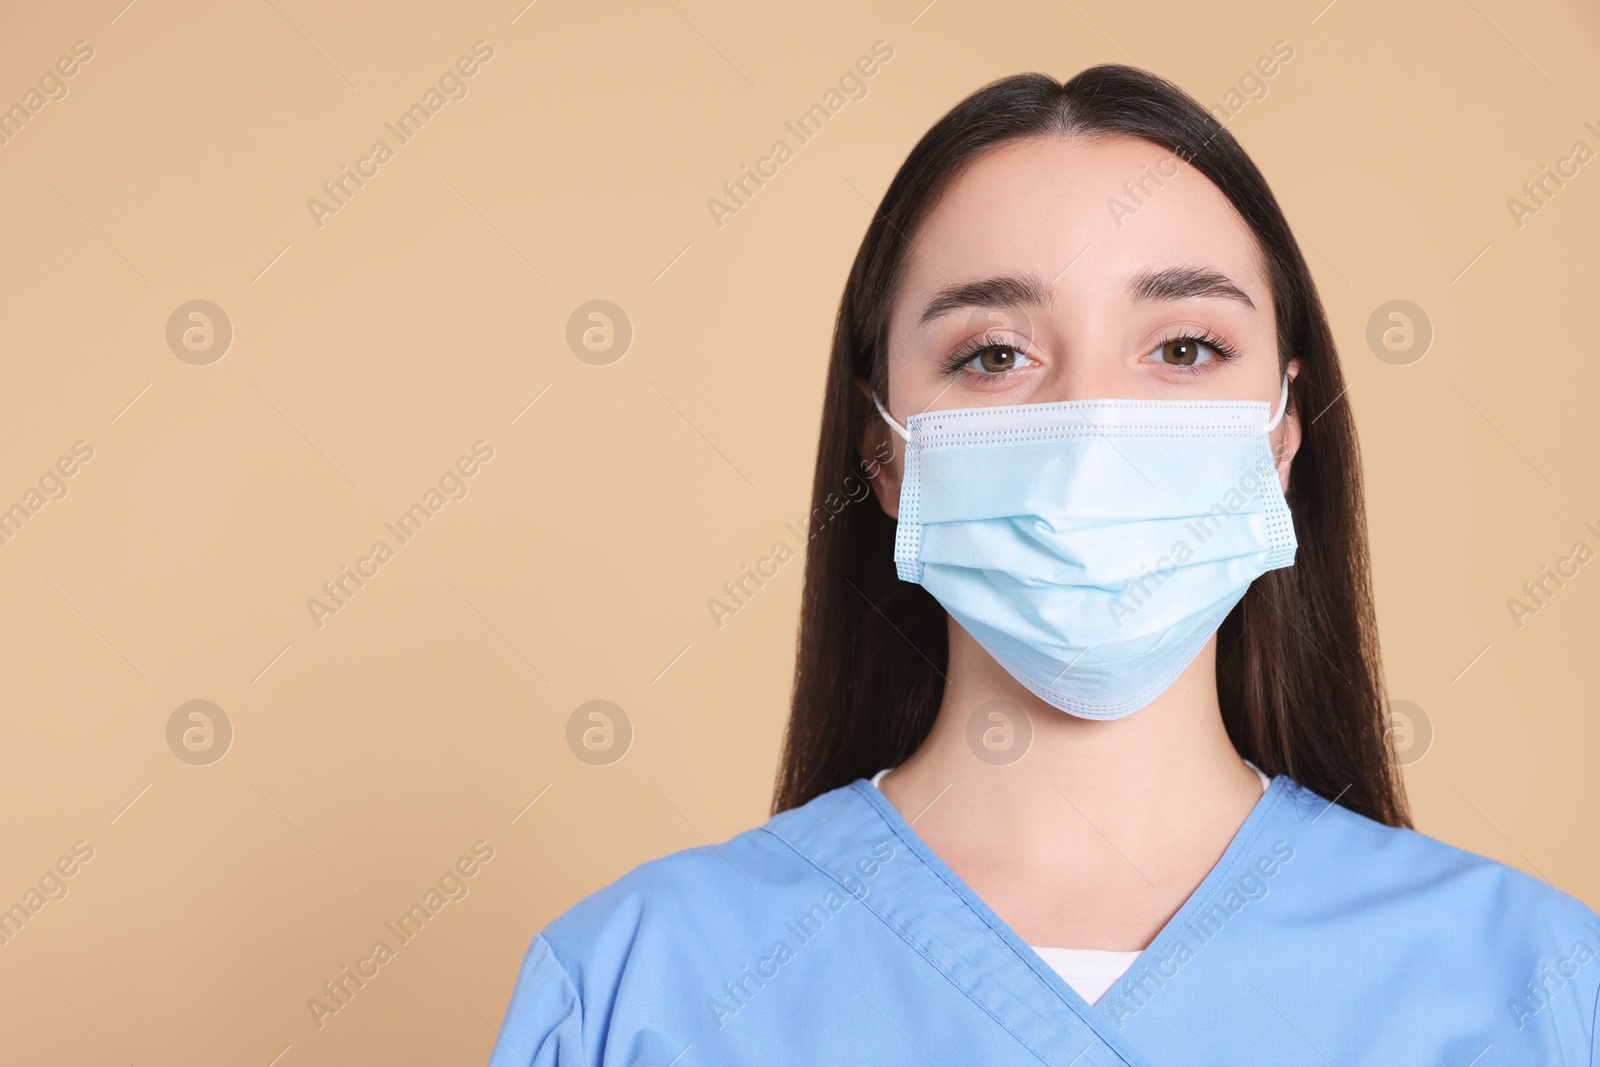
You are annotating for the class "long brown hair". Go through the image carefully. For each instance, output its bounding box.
[772,65,1409,828]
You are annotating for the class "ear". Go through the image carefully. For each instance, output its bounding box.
[854,377,903,520]
[1274,358,1303,494]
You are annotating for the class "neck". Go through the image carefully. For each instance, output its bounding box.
[879,621,1264,947]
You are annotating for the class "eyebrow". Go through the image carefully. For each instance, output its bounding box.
[916,264,1256,327]
[917,272,1052,326]
[1128,266,1256,310]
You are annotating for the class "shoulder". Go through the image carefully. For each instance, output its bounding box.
[536,782,864,991]
[489,785,865,1065]
[545,819,814,964]
[1270,778,1600,1036]
[1278,776,1596,927]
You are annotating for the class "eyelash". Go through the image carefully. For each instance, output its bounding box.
[1149,328,1242,371]
[938,329,1243,378]
[939,331,1029,377]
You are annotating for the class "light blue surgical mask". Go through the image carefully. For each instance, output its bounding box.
[873,379,1297,719]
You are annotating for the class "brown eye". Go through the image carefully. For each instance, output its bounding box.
[1160,339,1203,366]
[948,341,1038,378]
[976,346,1023,373]
[1144,336,1236,369]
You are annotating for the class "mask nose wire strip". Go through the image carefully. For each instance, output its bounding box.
[877,378,1288,440]
[872,392,912,442]
[1263,375,1290,434]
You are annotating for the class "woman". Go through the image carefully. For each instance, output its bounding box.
[489,66,1600,1065]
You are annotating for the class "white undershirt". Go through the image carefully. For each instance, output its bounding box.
[869,760,1271,1005]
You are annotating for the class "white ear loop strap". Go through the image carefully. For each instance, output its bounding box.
[872,392,911,442]
[1263,375,1290,433]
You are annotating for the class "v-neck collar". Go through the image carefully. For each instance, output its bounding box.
[767,773,1293,1066]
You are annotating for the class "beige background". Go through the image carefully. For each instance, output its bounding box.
[1,0,1597,1062]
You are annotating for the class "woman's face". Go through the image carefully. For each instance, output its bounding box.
[864,134,1301,515]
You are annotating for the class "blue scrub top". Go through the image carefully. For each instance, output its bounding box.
[487,775,1600,1065]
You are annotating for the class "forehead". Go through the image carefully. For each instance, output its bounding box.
[897,134,1269,315]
